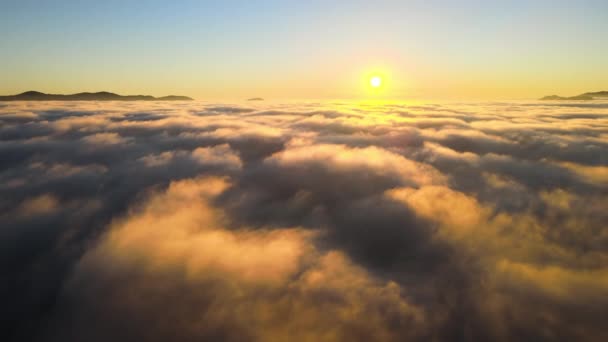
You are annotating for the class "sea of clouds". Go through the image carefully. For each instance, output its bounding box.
[1,100,607,341]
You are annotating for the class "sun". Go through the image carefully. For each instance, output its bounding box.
[370,76,382,88]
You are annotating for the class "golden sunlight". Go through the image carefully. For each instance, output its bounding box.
[370,76,382,88]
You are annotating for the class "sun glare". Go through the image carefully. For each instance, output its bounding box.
[370,76,382,88]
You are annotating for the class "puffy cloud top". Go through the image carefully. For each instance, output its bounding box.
[1,100,608,341]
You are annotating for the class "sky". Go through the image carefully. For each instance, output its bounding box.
[1,0,607,99]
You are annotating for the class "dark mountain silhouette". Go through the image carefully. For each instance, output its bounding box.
[540,94,594,101]
[540,90,607,101]
[157,95,193,101]
[0,91,193,101]
[581,91,608,97]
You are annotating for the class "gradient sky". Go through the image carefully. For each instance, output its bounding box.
[1,0,607,100]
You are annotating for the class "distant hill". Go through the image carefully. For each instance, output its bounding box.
[247,97,264,101]
[156,95,194,101]
[0,91,193,101]
[540,94,594,101]
[581,91,608,97]
[540,91,608,101]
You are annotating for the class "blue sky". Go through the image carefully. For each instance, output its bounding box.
[2,0,607,99]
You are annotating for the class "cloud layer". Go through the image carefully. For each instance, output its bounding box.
[1,100,607,341]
